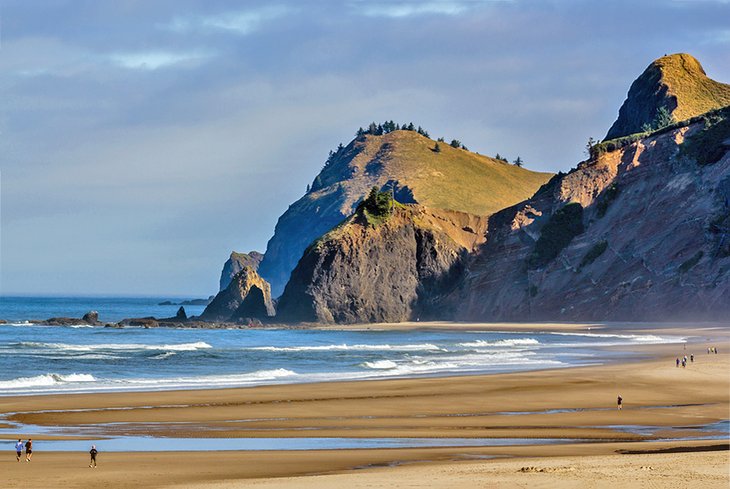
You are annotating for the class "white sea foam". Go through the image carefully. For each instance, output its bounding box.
[249,343,442,352]
[0,373,96,389]
[459,338,540,348]
[16,341,213,352]
[362,360,398,369]
[112,369,298,387]
[549,332,680,343]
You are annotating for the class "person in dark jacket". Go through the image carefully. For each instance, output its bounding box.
[89,445,98,468]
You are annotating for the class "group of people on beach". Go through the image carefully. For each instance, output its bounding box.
[14,439,32,462]
[675,346,718,368]
[13,439,98,467]
[676,355,693,367]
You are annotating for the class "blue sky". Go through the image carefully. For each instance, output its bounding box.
[1,0,729,296]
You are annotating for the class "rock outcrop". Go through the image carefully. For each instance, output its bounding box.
[35,311,102,326]
[606,53,730,140]
[258,129,553,296]
[276,202,488,324]
[219,251,263,291]
[202,266,275,321]
[455,108,730,321]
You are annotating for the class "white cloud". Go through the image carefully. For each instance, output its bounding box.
[354,1,474,18]
[166,5,291,35]
[108,50,212,70]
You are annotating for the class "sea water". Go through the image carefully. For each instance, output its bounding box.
[0,297,685,396]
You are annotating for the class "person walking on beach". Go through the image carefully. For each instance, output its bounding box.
[25,439,33,462]
[690,354,694,363]
[15,439,23,461]
[89,445,98,468]
[676,357,680,367]
[617,395,623,411]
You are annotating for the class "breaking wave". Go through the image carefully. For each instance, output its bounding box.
[0,373,96,389]
[249,343,442,352]
[459,338,540,348]
[15,341,213,352]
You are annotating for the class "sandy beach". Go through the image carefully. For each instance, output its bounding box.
[1,324,728,488]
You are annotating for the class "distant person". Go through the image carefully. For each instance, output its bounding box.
[25,439,32,462]
[682,359,686,368]
[89,445,98,468]
[708,347,711,354]
[15,439,23,461]
[715,347,718,354]
[617,395,623,410]
[690,354,694,363]
[676,358,680,367]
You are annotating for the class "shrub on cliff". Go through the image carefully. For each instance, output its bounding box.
[359,187,394,226]
[579,240,608,270]
[680,112,730,166]
[528,202,585,269]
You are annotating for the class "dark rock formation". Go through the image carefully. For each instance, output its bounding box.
[117,317,159,327]
[158,297,214,306]
[202,266,275,321]
[231,286,271,321]
[219,251,263,291]
[606,53,730,140]
[276,204,488,324]
[35,311,102,326]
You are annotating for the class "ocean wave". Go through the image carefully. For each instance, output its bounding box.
[248,343,442,352]
[15,341,213,352]
[112,369,298,386]
[362,360,398,369]
[0,373,96,389]
[151,352,177,360]
[459,338,540,348]
[549,332,680,343]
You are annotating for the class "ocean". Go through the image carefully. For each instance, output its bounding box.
[0,297,685,396]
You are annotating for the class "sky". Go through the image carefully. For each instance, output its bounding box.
[1,0,729,296]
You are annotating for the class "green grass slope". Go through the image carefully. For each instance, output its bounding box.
[316,130,553,217]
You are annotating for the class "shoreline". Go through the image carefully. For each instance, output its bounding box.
[1,323,728,488]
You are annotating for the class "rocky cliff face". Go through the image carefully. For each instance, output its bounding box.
[455,111,730,321]
[219,251,263,291]
[258,130,552,296]
[276,204,488,324]
[606,53,730,140]
[201,266,275,321]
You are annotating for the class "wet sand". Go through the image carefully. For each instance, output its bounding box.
[0,323,727,488]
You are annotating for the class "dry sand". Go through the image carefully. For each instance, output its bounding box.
[0,324,727,488]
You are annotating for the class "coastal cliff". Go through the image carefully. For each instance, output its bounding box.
[277,191,488,324]
[257,129,553,296]
[455,108,730,321]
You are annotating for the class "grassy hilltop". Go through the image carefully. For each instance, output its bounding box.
[258,128,553,296]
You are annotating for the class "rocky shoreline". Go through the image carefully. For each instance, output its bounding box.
[3,309,274,330]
